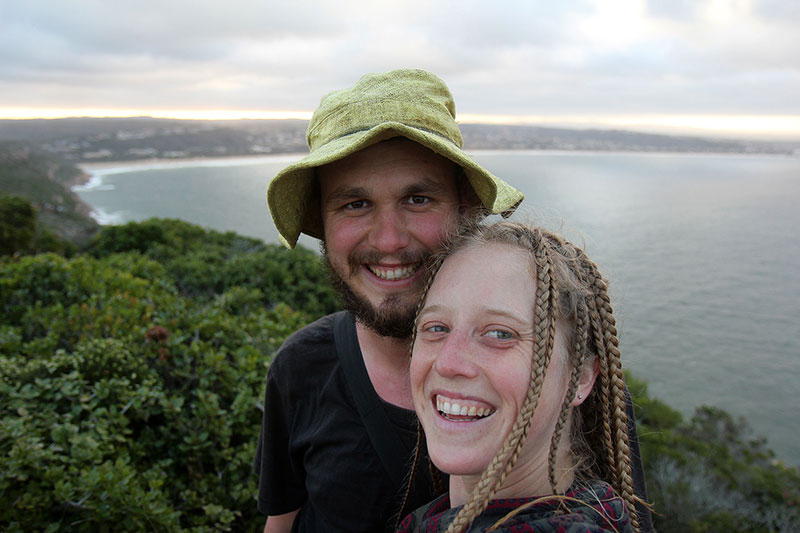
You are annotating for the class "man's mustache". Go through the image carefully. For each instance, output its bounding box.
[346,249,432,277]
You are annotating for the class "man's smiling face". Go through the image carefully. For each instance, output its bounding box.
[319,138,461,338]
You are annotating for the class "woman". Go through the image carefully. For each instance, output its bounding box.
[398,222,643,532]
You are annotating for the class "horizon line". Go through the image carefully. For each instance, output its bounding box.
[1,108,799,140]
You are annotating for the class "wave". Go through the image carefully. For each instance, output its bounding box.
[89,207,125,225]
[72,173,105,191]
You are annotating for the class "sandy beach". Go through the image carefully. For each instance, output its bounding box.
[76,153,308,175]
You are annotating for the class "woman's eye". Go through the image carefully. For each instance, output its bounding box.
[486,329,513,340]
[421,324,448,335]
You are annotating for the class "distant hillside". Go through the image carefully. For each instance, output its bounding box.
[0,142,98,247]
[0,117,794,163]
[0,118,308,163]
[459,123,792,154]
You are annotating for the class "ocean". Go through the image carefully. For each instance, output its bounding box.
[75,150,800,465]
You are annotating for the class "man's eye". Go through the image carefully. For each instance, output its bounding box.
[406,195,429,205]
[485,329,513,340]
[345,200,367,210]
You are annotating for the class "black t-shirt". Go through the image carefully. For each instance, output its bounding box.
[254,312,435,532]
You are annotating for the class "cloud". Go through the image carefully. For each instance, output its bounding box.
[0,0,797,128]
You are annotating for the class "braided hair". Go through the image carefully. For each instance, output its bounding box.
[404,221,641,533]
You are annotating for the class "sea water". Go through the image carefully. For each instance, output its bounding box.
[75,151,800,465]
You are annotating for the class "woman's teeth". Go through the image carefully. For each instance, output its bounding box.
[368,263,419,280]
[436,395,495,421]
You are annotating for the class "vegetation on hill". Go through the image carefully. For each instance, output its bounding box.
[628,374,800,531]
[0,142,98,251]
[1,220,337,532]
[0,194,36,256]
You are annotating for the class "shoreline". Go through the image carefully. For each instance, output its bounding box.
[74,153,308,192]
[75,148,798,176]
[72,153,308,224]
[71,148,799,196]
[76,153,309,173]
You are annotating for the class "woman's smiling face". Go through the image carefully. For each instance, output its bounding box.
[411,242,570,478]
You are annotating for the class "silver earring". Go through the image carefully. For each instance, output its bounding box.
[577,394,583,400]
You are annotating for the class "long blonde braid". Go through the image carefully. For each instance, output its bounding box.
[547,298,588,495]
[588,263,640,530]
[571,247,641,531]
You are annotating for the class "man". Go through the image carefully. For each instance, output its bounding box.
[256,69,652,532]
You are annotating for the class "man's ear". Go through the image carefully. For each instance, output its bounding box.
[573,357,600,406]
[456,169,481,214]
[307,172,323,236]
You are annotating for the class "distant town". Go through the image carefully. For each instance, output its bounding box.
[0,117,796,163]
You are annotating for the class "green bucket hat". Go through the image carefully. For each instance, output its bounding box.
[267,68,524,248]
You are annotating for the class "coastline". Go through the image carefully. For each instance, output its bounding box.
[75,147,799,175]
[76,153,308,174]
[74,153,308,192]
[75,147,797,176]
[72,154,302,225]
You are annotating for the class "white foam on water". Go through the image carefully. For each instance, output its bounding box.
[89,207,126,225]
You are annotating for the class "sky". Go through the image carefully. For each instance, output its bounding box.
[1,0,799,139]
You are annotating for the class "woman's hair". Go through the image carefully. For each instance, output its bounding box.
[406,220,640,533]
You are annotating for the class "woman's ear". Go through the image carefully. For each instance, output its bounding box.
[573,357,600,406]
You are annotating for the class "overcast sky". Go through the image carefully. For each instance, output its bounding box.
[1,0,798,138]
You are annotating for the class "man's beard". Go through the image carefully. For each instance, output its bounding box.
[321,243,430,339]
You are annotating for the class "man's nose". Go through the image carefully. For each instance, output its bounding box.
[368,207,410,253]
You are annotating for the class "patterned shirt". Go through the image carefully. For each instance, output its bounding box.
[397,479,632,533]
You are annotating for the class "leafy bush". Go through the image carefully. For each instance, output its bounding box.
[0,248,311,531]
[627,372,800,532]
[88,218,168,255]
[0,194,80,259]
[0,194,37,256]
[88,219,338,317]
[0,143,99,248]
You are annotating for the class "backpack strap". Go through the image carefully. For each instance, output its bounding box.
[334,312,407,488]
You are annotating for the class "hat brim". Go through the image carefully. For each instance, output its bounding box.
[267,122,523,248]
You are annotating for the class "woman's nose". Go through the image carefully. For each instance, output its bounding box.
[432,331,479,379]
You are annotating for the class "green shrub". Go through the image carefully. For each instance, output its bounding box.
[626,370,800,532]
[0,144,99,249]
[87,219,168,256]
[88,219,338,318]
[0,249,310,531]
[0,194,36,255]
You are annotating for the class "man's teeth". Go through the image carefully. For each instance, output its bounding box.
[436,395,495,420]
[369,264,419,280]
